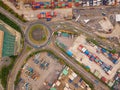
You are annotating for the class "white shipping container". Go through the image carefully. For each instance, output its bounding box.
[69,75,74,80]
[107,70,112,75]
[72,72,77,78]
[81,48,87,52]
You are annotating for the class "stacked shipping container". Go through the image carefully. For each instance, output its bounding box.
[37,11,57,21]
[78,44,113,75]
[31,0,73,10]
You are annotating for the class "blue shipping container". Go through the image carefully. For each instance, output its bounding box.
[112,59,119,64]
[68,0,72,2]
[46,18,51,21]
[66,50,73,56]
[35,6,40,9]
[101,48,107,53]
[108,53,112,57]
[79,78,83,82]
[84,50,89,55]
[69,79,73,83]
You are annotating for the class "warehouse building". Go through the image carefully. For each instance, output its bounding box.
[116,14,120,22]
[0,24,16,60]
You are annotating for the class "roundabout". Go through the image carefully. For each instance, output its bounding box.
[25,21,52,48]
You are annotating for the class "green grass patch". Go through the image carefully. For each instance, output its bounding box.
[86,38,99,46]
[26,46,32,52]
[0,13,22,34]
[0,56,17,90]
[0,1,27,22]
[14,70,21,86]
[86,38,116,54]
[28,24,48,44]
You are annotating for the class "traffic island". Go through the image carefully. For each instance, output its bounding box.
[26,21,51,48]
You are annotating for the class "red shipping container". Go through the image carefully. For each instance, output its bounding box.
[41,6,44,9]
[36,3,40,6]
[54,11,57,16]
[48,16,52,18]
[51,2,54,5]
[40,13,44,18]
[46,12,50,17]
[101,77,107,83]
[37,14,41,19]
[78,45,83,51]
[68,2,72,8]
[75,2,79,7]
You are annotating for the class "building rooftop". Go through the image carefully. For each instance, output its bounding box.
[62,68,68,76]
[50,87,57,90]
[0,24,15,57]
[116,14,120,22]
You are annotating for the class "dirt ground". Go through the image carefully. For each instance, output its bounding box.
[95,23,120,38]
[56,36,75,49]
[20,52,64,90]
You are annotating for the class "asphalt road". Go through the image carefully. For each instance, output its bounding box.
[7,44,36,90]
[0,7,26,27]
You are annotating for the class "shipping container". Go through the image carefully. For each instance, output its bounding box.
[101,77,107,83]
[54,11,57,16]
[79,78,83,82]
[84,50,89,55]
[34,5,40,9]
[75,0,79,2]
[46,17,52,21]
[101,48,107,53]
[75,2,79,7]
[68,2,72,7]
[78,45,83,51]
[106,70,112,75]
[94,58,99,63]
[68,79,73,83]
[37,14,41,19]
[89,55,96,61]
[46,12,50,17]
[112,59,118,64]
[66,50,73,56]
[51,11,54,16]
[68,0,72,2]
[81,47,86,52]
